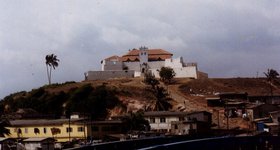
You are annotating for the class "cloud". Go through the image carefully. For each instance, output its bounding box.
[1,0,280,98]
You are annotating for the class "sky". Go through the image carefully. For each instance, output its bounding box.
[1,0,280,99]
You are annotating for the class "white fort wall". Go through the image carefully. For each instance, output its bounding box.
[150,66,198,79]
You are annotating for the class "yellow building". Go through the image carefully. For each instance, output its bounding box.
[5,119,125,143]
[5,119,89,142]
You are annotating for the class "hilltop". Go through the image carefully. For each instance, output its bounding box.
[1,77,280,129]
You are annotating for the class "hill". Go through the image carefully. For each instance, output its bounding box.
[1,77,280,129]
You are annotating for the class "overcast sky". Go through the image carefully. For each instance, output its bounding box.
[1,0,280,99]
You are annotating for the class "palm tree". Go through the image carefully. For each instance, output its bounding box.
[121,111,150,132]
[264,69,279,96]
[148,86,172,111]
[0,119,10,137]
[45,54,59,85]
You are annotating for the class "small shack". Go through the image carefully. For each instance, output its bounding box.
[23,137,55,150]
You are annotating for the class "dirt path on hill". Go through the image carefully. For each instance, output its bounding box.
[168,84,209,112]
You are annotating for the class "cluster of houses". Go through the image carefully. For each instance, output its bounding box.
[2,111,212,149]
[86,47,208,80]
[206,92,280,135]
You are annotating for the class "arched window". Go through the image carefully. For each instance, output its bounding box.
[34,128,40,134]
[17,128,22,134]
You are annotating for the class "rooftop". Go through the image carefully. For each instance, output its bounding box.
[9,118,84,126]
[122,49,173,62]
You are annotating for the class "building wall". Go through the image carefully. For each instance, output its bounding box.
[150,66,198,79]
[87,70,135,80]
[171,122,197,135]
[187,112,212,124]
[123,62,140,71]
[102,61,123,71]
[6,124,88,142]
[165,57,184,68]
[147,61,165,70]
[145,116,180,132]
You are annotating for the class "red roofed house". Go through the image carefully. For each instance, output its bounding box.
[87,47,207,80]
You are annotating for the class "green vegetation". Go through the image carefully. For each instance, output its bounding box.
[0,117,10,137]
[121,111,150,132]
[159,67,176,84]
[0,83,126,120]
[144,72,172,111]
[45,54,60,85]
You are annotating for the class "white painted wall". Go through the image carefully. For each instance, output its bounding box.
[150,66,198,79]
[165,57,184,68]
[147,116,180,132]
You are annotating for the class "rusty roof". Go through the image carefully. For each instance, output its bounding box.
[122,49,173,62]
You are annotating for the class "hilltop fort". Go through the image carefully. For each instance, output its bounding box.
[87,47,208,80]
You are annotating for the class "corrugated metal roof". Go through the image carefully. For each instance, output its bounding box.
[9,118,84,126]
[143,111,188,117]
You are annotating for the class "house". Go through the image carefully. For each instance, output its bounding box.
[206,92,248,109]
[89,120,126,140]
[171,120,211,135]
[5,118,87,142]
[142,111,212,133]
[186,111,212,124]
[23,137,55,150]
[246,104,280,121]
[87,47,207,80]
[218,92,248,101]
[170,111,212,135]
[0,138,15,150]
[5,118,127,143]
[143,111,188,132]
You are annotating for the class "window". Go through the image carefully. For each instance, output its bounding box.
[43,128,47,134]
[150,117,155,123]
[34,128,40,134]
[174,124,178,129]
[77,127,84,132]
[66,127,73,133]
[160,117,166,123]
[25,128,28,133]
[17,128,22,134]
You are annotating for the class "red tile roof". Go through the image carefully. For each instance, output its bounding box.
[105,55,122,61]
[122,49,173,62]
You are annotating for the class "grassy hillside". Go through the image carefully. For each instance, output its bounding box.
[1,77,280,122]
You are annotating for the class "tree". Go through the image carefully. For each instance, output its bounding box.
[159,67,176,84]
[152,86,172,111]
[121,111,150,132]
[264,69,279,96]
[0,118,10,137]
[45,54,59,85]
[144,72,159,89]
